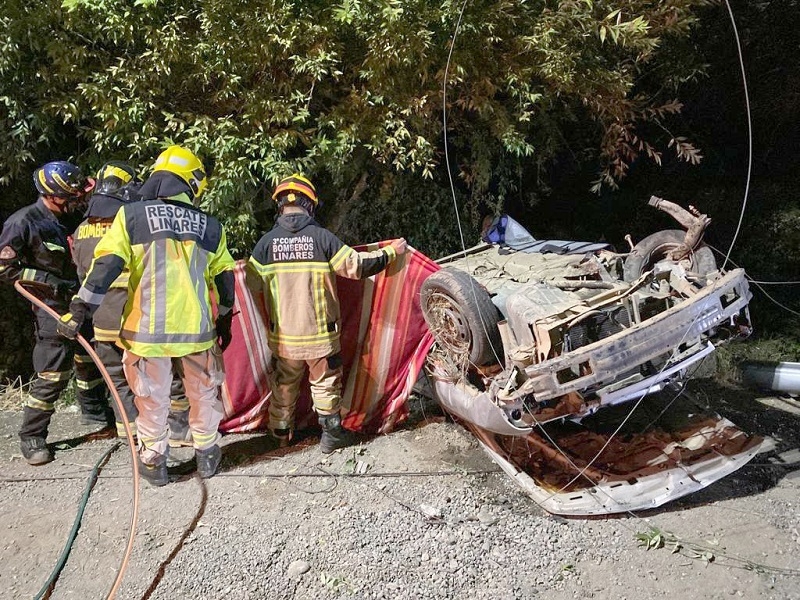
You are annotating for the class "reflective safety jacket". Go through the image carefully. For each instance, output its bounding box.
[247,212,397,360]
[73,217,128,341]
[79,193,236,357]
[0,198,78,305]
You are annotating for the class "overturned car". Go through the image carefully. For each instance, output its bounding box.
[421,197,762,515]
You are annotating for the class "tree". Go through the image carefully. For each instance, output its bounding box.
[2,0,710,254]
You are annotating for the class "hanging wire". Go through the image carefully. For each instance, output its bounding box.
[720,0,753,270]
[441,0,505,368]
[709,245,800,319]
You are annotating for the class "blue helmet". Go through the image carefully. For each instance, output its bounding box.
[33,161,91,198]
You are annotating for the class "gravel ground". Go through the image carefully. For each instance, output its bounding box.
[0,382,798,600]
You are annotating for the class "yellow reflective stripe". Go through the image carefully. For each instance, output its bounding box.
[248,256,267,275]
[269,332,340,345]
[75,377,103,390]
[93,326,120,342]
[139,430,168,445]
[116,422,137,437]
[103,165,133,184]
[170,398,190,412]
[38,170,55,193]
[192,430,217,447]
[330,246,352,271]
[118,339,215,357]
[269,275,280,328]
[110,272,130,289]
[270,336,339,347]
[270,329,340,341]
[314,271,326,335]
[39,370,71,382]
[25,395,55,411]
[21,268,37,281]
[73,354,93,363]
[261,262,330,275]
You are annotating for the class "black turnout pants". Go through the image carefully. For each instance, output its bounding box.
[19,305,109,440]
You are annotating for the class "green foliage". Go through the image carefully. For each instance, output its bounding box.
[636,526,666,550]
[1,0,710,254]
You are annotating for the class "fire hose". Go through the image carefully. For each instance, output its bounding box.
[15,280,139,600]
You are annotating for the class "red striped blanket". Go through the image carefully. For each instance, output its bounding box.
[219,244,438,434]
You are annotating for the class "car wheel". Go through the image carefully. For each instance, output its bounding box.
[420,267,503,366]
[623,229,718,282]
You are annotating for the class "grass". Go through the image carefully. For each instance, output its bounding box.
[715,333,800,384]
[0,376,77,411]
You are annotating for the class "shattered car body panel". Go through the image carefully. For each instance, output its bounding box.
[472,411,764,516]
[421,198,761,515]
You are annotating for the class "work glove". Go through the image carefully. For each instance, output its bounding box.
[57,298,90,340]
[45,274,79,301]
[215,310,234,352]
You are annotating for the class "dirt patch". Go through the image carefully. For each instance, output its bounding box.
[0,386,798,599]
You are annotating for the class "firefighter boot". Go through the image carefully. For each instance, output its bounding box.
[318,413,355,454]
[138,453,168,487]
[196,445,222,479]
[168,408,193,448]
[20,437,53,465]
[270,428,292,448]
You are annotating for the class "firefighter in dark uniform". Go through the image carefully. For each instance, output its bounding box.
[72,161,193,443]
[0,161,111,465]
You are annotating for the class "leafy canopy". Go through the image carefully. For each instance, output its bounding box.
[1,0,709,253]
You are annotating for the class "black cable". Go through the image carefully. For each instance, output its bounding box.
[34,442,121,600]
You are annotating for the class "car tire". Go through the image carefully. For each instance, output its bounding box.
[623,229,717,282]
[420,267,503,367]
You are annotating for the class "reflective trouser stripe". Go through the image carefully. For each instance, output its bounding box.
[116,422,137,438]
[73,354,93,363]
[39,370,71,382]
[138,430,169,447]
[25,394,55,412]
[170,397,190,412]
[192,430,218,448]
[76,377,104,390]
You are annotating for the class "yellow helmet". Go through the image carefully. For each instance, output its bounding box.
[271,173,318,205]
[152,145,208,200]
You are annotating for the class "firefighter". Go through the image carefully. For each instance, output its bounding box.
[58,146,236,486]
[0,161,111,465]
[72,161,193,444]
[247,174,406,453]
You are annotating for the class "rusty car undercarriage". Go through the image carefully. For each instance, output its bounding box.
[420,197,762,515]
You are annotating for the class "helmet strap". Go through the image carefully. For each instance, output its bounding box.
[277,197,315,216]
[41,195,70,214]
